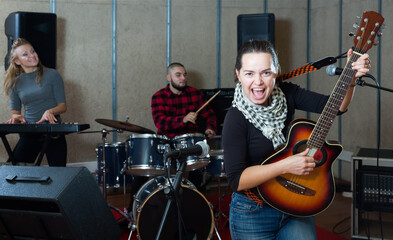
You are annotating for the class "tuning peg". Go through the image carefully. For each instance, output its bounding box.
[377,32,383,37]
[373,41,379,46]
[353,23,360,29]
[349,32,355,37]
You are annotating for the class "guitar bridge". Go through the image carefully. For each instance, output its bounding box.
[276,176,316,196]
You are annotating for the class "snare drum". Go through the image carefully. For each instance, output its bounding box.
[125,134,170,176]
[205,149,225,177]
[133,175,214,239]
[171,133,210,171]
[95,142,130,188]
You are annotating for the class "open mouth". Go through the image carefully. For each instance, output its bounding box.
[252,88,266,100]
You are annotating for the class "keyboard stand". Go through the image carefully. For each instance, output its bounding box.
[1,134,15,164]
[2,133,51,166]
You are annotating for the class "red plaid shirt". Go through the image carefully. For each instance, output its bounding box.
[151,85,217,138]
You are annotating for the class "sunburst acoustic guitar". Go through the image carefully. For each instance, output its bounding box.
[257,11,384,217]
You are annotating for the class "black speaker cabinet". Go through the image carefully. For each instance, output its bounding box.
[4,11,57,70]
[0,165,121,240]
[237,13,275,50]
[201,88,234,135]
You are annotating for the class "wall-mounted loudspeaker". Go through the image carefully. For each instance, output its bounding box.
[0,165,121,239]
[4,11,57,70]
[237,13,275,50]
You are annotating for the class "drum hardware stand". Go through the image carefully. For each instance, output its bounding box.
[99,128,123,199]
[214,176,229,233]
[213,225,222,240]
[127,222,136,240]
[107,202,135,240]
[100,128,109,199]
[207,200,223,240]
[121,140,130,214]
[155,156,188,240]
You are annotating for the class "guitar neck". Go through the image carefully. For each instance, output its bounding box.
[307,53,360,150]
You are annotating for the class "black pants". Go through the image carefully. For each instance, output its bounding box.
[13,133,67,166]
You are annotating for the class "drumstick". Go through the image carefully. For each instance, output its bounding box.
[196,90,221,114]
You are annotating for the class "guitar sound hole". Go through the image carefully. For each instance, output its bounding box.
[292,140,308,155]
[292,140,327,167]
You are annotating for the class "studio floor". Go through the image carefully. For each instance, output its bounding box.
[103,177,367,240]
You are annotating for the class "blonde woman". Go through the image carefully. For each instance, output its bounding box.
[4,38,67,166]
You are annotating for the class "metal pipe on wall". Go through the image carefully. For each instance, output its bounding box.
[50,0,56,13]
[112,0,118,142]
[377,0,382,150]
[166,0,171,67]
[306,0,311,119]
[216,0,221,88]
[337,0,343,179]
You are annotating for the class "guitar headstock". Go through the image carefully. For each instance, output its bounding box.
[353,11,384,53]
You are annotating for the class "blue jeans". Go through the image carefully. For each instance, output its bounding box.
[229,193,317,240]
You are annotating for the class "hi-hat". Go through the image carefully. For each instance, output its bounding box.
[95,118,155,134]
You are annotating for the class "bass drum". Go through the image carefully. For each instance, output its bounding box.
[133,175,214,239]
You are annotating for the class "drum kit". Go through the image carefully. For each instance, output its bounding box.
[91,118,228,240]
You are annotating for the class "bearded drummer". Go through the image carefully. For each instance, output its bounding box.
[127,62,217,213]
[151,62,217,140]
[151,62,217,187]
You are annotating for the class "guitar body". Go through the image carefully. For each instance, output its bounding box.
[257,119,342,217]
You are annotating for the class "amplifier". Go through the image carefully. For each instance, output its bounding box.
[356,166,393,212]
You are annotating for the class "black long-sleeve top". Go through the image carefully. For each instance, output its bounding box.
[222,81,332,195]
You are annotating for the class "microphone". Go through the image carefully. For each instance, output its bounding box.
[326,64,374,79]
[326,65,343,76]
[165,141,210,159]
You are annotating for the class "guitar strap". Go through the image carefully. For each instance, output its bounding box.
[244,189,264,205]
[276,63,317,82]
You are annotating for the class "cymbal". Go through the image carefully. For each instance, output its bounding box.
[95,118,155,134]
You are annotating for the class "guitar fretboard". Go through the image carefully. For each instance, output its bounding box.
[307,53,360,149]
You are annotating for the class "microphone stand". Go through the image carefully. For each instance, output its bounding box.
[356,76,393,93]
[355,74,392,239]
[155,155,188,240]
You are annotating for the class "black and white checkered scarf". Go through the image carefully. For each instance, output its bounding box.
[232,82,287,149]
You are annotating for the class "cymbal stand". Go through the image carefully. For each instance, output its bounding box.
[100,129,109,199]
[122,161,128,214]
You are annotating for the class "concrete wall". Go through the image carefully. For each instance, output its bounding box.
[0,0,391,181]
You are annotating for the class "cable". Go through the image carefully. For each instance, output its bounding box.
[332,216,350,235]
